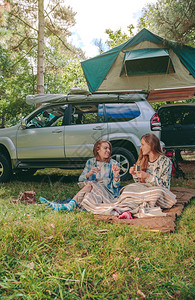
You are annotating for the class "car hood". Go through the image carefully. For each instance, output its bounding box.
[0,124,19,137]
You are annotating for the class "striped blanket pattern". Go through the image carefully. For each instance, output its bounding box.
[80,182,177,216]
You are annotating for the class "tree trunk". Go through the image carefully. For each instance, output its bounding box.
[0,114,5,128]
[37,0,44,95]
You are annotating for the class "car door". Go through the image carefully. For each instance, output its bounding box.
[180,107,195,146]
[16,105,66,159]
[64,104,108,158]
[159,106,195,148]
[105,102,142,138]
[159,107,176,147]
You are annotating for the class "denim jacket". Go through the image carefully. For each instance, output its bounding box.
[78,158,120,197]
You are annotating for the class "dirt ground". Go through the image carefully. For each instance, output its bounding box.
[179,151,195,178]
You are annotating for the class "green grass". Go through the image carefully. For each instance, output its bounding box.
[0,165,194,299]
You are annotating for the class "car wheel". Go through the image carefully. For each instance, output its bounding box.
[0,153,12,182]
[111,147,136,181]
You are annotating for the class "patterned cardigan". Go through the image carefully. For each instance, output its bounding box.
[133,155,172,190]
[78,157,120,197]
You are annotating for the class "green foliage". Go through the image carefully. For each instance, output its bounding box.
[0,45,35,127]
[43,36,87,95]
[138,0,195,46]
[0,165,194,299]
[0,1,87,127]
[152,99,195,112]
[105,25,135,48]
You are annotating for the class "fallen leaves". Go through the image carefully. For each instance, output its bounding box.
[96,229,109,233]
[46,235,54,240]
[137,289,146,299]
[27,262,35,269]
[112,272,120,280]
[134,257,140,262]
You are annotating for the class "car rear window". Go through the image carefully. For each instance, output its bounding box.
[159,106,195,126]
[158,108,174,125]
[104,103,140,122]
[182,108,195,125]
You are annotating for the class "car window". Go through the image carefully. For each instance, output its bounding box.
[174,108,186,124]
[26,105,67,128]
[181,108,195,125]
[171,106,193,125]
[105,103,140,122]
[159,108,175,125]
[71,104,105,125]
[159,106,195,126]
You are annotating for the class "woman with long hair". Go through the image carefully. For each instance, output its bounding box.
[40,139,120,211]
[78,134,176,217]
[130,133,172,189]
[40,134,176,217]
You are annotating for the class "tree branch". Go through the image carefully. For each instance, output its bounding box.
[9,11,38,32]
[11,45,37,68]
[44,3,59,19]
[44,57,62,70]
[45,24,75,53]
[11,37,27,50]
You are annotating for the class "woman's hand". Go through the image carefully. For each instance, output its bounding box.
[84,182,93,192]
[129,164,136,175]
[112,164,120,181]
[86,167,99,179]
[135,170,150,180]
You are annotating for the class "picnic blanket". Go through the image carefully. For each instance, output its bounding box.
[80,182,177,216]
[93,187,195,232]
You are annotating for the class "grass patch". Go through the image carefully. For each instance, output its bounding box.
[0,160,194,299]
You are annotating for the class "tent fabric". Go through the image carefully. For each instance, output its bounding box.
[81,28,195,93]
[26,93,148,106]
[124,48,169,61]
[99,47,195,92]
[81,50,119,92]
[120,48,174,76]
[173,45,195,77]
[147,87,195,103]
[26,94,67,105]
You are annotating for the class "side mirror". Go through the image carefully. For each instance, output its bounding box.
[20,119,27,130]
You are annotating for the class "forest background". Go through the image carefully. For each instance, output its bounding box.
[0,0,194,128]
[0,2,194,299]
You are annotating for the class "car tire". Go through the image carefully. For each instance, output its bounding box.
[0,153,12,182]
[111,147,136,181]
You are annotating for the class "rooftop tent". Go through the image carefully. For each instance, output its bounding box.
[120,48,175,76]
[81,28,195,102]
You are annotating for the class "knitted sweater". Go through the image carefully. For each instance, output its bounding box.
[133,155,172,190]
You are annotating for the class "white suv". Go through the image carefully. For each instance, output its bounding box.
[0,92,161,182]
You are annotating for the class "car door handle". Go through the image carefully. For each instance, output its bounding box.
[93,126,104,130]
[52,129,62,133]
